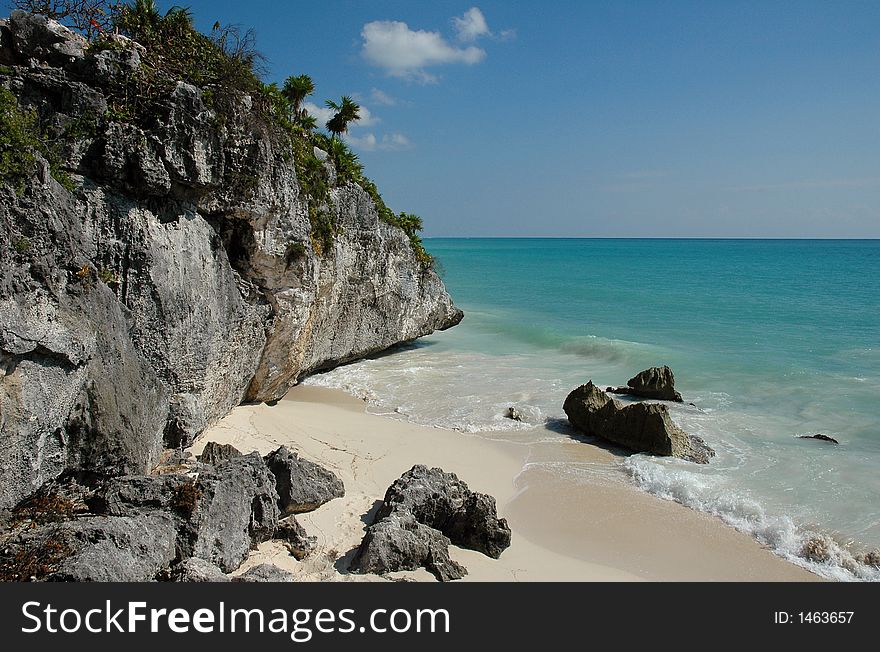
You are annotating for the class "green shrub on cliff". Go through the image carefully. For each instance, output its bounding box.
[0,87,40,188]
[0,87,73,192]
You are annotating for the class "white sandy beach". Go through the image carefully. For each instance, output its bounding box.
[192,385,818,582]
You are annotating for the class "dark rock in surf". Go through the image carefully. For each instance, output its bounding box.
[564,381,714,464]
[798,434,839,444]
[505,407,523,421]
[608,365,683,402]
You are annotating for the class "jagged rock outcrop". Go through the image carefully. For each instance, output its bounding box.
[0,12,462,509]
[187,452,280,572]
[265,446,344,515]
[275,515,317,560]
[564,381,714,464]
[607,365,683,402]
[198,441,244,466]
[354,511,467,582]
[352,465,511,581]
[1,512,179,582]
[0,441,330,580]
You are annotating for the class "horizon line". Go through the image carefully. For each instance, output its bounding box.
[423,236,880,240]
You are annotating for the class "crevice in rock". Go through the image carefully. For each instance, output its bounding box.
[0,344,80,377]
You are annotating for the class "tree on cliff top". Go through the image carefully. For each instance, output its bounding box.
[282,74,315,119]
[325,96,360,141]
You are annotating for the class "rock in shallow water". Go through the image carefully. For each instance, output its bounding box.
[564,381,714,464]
[505,407,524,421]
[352,465,511,581]
[798,434,839,444]
[608,365,683,402]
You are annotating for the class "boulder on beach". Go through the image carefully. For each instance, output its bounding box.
[351,465,512,581]
[607,365,683,402]
[354,511,468,582]
[264,446,345,515]
[187,452,281,572]
[564,381,714,464]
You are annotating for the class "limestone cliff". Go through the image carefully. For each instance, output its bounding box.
[0,12,462,508]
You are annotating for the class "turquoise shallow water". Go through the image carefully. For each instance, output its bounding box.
[307,238,880,580]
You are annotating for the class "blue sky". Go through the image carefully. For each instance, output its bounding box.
[6,1,880,236]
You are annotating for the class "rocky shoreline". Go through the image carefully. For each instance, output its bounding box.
[0,440,510,582]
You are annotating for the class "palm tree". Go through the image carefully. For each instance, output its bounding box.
[282,74,315,118]
[396,212,424,237]
[117,0,161,38]
[325,96,360,141]
[163,5,193,30]
[298,114,318,131]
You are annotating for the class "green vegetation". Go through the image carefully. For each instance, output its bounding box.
[282,74,314,120]
[0,87,40,189]
[9,1,434,267]
[325,96,360,141]
[98,267,120,285]
[13,236,32,253]
[0,87,74,193]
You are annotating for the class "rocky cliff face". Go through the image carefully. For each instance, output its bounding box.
[0,12,462,509]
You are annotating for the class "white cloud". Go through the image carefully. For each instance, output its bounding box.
[303,101,334,126]
[453,7,490,42]
[370,88,397,106]
[346,132,413,152]
[361,19,486,82]
[353,105,380,127]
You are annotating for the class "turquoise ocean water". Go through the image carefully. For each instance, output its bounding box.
[307,238,880,580]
